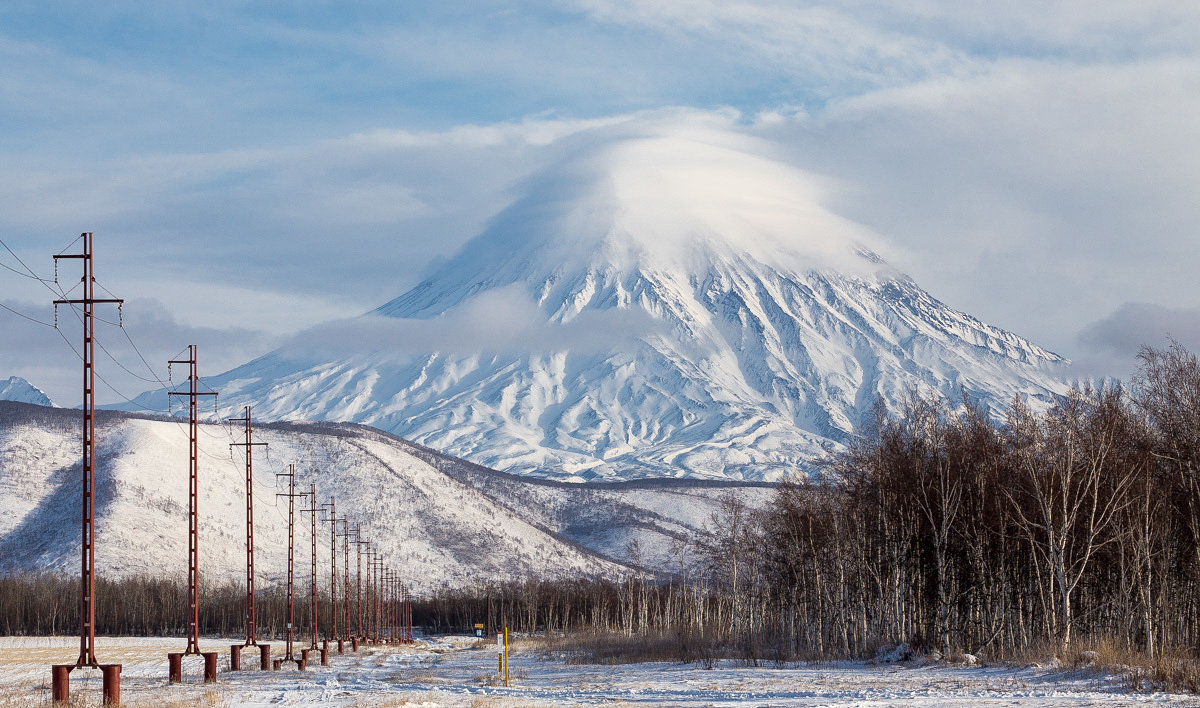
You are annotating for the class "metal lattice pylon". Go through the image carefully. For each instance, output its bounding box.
[228,406,267,647]
[52,232,123,669]
[167,345,217,656]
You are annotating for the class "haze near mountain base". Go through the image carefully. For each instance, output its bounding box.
[139,122,1070,481]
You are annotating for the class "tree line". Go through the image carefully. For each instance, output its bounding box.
[0,574,339,639]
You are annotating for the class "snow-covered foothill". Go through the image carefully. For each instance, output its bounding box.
[0,402,770,591]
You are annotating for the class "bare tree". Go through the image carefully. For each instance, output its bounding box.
[1005,387,1139,651]
[1135,341,1200,572]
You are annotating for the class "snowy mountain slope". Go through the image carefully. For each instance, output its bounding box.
[0,402,769,590]
[131,125,1070,481]
[0,376,53,407]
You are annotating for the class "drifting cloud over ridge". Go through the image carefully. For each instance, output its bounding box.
[281,284,660,361]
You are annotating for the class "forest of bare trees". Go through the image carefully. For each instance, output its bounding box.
[3,342,1200,677]
[697,341,1200,663]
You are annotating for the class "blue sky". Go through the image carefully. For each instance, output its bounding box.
[1,1,1199,405]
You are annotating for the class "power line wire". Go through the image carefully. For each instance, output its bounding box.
[0,237,49,285]
[120,326,169,386]
[55,324,230,461]
[0,301,55,327]
[94,333,162,384]
[0,259,52,281]
[7,236,240,456]
[55,233,83,256]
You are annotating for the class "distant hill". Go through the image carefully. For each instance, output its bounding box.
[0,376,53,407]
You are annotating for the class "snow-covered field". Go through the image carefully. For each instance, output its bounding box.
[0,635,1189,707]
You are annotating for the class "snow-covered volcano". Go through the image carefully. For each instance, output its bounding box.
[138,126,1069,481]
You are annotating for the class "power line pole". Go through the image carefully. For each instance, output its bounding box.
[354,529,368,644]
[487,592,494,640]
[50,232,123,705]
[365,548,376,644]
[275,465,307,670]
[166,345,218,684]
[320,498,338,648]
[381,566,389,645]
[373,556,384,644]
[385,569,395,644]
[227,406,269,671]
[370,548,378,644]
[405,582,413,643]
[335,518,354,651]
[403,585,412,648]
[299,483,321,651]
[397,574,406,644]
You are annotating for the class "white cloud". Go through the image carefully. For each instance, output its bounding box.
[748,57,1200,370]
[2,2,1198,394]
[574,0,976,92]
[281,284,659,361]
[0,114,641,335]
[576,1,1200,61]
[6,84,1199,387]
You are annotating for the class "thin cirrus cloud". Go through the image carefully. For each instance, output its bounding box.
[574,0,975,86]
[577,1,1200,59]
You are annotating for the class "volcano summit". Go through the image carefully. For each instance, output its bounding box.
[136,126,1069,481]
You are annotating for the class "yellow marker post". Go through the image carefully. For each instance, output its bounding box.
[503,625,510,687]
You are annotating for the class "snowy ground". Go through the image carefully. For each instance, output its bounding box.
[0,635,1191,706]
